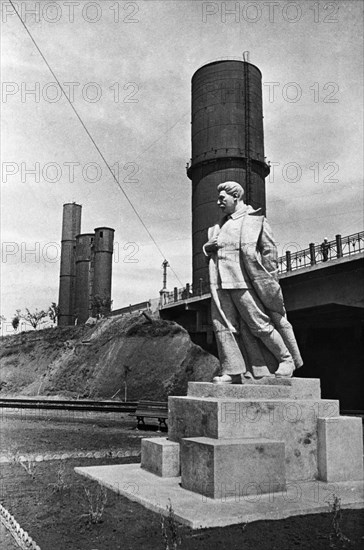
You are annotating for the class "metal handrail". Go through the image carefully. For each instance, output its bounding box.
[160,231,363,307]
[280,232,364,274]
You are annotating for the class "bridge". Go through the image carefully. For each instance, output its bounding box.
[160,231,364,310]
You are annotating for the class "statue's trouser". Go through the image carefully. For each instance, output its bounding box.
[211,288,300,376]
[269,311,303,369]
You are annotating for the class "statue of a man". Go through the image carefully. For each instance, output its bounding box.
[203,181,303,384]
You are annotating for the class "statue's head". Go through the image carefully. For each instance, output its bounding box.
[217,181,244,215]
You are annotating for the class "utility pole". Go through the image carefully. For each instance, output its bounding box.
[123,365,131,402]
[159,259,170,307]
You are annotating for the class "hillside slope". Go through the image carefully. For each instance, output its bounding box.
[0,314,219,400]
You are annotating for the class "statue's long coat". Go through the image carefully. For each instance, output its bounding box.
[207,206,302,371]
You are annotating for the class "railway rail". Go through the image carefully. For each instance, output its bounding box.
[0,397,138,414]
[0,398,362,418]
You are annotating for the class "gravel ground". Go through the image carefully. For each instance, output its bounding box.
[0,410,160,456]
[1,411,363,550]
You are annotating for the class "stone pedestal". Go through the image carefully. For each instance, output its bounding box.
[140,378,363,498]
[168,381,340,481]
[76,376,364,528]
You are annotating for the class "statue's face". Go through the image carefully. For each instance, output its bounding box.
[217,190,236,215]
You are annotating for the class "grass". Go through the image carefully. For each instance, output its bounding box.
[6,450,37,479]
[327,495,352,548]
[160,499,183,549]
[47,462,69,494]
[81,483,108,524]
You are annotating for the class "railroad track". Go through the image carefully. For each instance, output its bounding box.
[0,398,138,413]
[1,399,361,418]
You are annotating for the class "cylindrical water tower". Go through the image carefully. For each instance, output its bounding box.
[93,227,114,314]
[187,60,270,289]
[75,233,94,324]
[58,203,82,326]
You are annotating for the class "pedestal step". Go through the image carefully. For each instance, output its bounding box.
[181,437,286,499]
[188,378,321,400]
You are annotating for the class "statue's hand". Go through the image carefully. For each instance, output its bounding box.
[204,237,219,254]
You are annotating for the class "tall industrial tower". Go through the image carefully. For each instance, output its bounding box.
[58,206,115,325]
[58,203,82,326]
[92,227,115,316]
[75,233,94,324]
[187,60,270,289]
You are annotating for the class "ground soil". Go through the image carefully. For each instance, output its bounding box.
[1,411,363,550]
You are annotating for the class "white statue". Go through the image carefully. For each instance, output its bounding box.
[203,181,303,384]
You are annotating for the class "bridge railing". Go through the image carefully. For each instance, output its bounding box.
[280,231,364,274]
[160,280,210,307]
[279,247,313,272]
[110,300,151,317]
[341,231,364,257]
[160,231,363,307]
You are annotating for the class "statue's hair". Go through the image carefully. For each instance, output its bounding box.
[217,181,244,199]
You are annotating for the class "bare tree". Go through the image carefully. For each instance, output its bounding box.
[20,308,48,330]
[48,302,60,325]
[91,294,113,319]
[12,310,21,332]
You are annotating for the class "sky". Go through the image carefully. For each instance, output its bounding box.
[1,0,363,327]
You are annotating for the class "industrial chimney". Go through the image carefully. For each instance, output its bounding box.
[58,204,115,324]
[75,233,94,324]
[92,227,115,315]
[187,60,270,289]
[58,203,82,326]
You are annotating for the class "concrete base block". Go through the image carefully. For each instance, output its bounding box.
[188,378,321,401]
[181,437,285,499]
[141,437,180,477]
[169,396,339,480]
[318,417,364,482]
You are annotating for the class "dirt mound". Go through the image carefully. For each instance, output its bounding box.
[0,314,219,399]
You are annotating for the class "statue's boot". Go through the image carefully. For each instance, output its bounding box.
[275,360,295,378]
[212,374,243,384]
[252,365,275,379]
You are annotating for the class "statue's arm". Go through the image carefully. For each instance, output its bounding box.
[203,225,220,256]
[202,243,211,257]
[258,219,279,281]
[203,238,219,256]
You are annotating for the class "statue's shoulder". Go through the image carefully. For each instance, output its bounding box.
[245,206,264,226]
[246,205,263,217]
